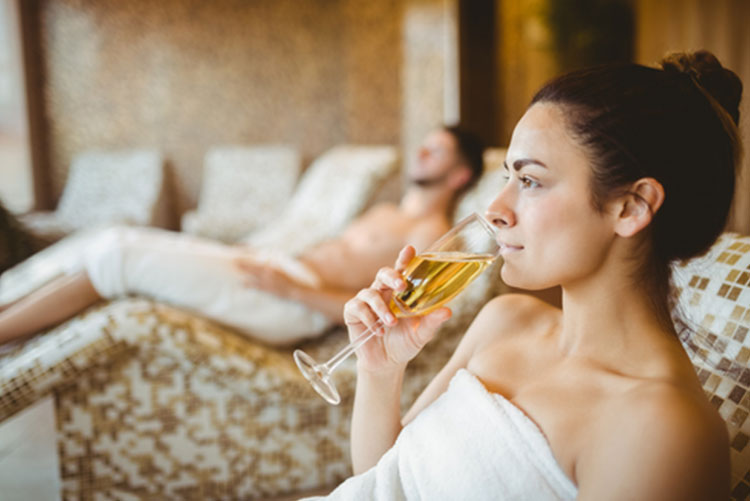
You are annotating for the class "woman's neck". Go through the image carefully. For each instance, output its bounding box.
[556,264,677,373]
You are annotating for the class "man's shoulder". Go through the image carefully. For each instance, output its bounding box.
[405,215,452,252]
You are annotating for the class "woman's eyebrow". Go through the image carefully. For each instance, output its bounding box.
[503,158,548,171]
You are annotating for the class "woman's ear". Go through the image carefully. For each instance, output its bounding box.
[613,177,665,238]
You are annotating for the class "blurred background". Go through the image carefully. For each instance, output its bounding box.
[0,0,747,231]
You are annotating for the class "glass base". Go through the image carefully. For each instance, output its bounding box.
[293,349,341,405]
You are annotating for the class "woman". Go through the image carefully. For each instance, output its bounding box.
[315,51,742,500]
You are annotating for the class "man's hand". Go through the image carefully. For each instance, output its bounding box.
[235,258,299,298]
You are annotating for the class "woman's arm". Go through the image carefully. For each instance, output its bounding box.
[350,365,406,474]
[344,246,451,474]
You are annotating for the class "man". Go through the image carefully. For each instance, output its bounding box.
[0,126,483,346]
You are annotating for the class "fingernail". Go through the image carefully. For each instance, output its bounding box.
[385,313,396,324]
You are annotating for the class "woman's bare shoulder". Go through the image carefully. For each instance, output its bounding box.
[463,293,560,352]
[403,293,558,423]
[478,293,559,334]
[578,380,730,499]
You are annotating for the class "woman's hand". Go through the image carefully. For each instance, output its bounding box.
[344,245,451,373]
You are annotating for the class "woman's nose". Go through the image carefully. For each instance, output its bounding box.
[485,190,516,228]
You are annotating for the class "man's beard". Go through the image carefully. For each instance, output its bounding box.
[409,170,452,188]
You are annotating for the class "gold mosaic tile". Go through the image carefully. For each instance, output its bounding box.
[46,286,491,499]
[671,233,750,500]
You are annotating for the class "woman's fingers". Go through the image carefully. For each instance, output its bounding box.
[356,288,396,328]
[344,297,383,333]
[419,307,451,335]
[395,245,416,273]
[404,307,452,352]
[373,267,406,293]
[367,246,415,297]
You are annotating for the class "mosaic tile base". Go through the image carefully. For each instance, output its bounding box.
[47,287,485,499]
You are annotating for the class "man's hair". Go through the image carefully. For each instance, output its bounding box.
[0,201,49,274]
[443,124,485,192]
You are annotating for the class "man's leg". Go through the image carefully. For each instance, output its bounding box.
[0,271,102,344]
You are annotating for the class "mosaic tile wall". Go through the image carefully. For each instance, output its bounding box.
[670,234,750,500]
[38,0,404,215]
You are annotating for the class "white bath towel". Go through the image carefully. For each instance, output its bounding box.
[83,226,331,345]
[308,368,577,500]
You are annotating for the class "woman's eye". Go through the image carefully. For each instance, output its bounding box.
[520,176,540,188]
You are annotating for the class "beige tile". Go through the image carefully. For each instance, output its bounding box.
[0,397,60,500]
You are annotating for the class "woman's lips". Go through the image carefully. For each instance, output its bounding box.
[498,242,523,254]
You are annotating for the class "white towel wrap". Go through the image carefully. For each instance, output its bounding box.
[308,368,577,500]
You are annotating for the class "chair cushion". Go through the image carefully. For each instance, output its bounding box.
[241,145,399,255]
[181,146,301,242]
[671,233,750,499]
[57,150,165,228]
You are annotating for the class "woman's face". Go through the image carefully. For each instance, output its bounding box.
[486,102,617,290]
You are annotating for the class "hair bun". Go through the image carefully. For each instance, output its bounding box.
[661,50,743,125]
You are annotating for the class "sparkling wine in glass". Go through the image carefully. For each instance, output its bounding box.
[294,212,500,405]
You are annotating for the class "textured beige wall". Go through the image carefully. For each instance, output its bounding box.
[39,0,403,215]
[401,0,459,178]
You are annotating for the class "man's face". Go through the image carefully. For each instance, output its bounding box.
[410,130,463,187]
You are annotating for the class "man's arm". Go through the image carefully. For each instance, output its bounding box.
[284,281,358,321]
[235,259,354,322]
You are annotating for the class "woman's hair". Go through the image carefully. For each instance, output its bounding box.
[530,50,742,321]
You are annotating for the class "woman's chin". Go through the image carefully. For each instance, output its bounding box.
[500,267,553,291]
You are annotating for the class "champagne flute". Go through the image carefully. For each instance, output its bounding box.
[294,212,501,405]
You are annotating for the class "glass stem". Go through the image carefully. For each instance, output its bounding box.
[323,318,385,373]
